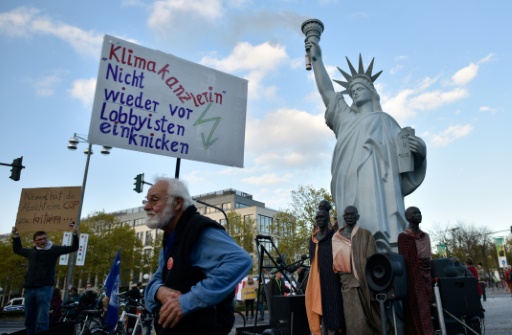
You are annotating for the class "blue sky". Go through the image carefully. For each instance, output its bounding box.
[1,0,511,239]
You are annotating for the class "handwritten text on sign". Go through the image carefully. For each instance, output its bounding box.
[89,35,248,167]
[15,187,82,233]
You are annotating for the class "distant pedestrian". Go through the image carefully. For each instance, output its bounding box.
[477,263,487,301]
[465,258,482,297]
[505,265,512,295]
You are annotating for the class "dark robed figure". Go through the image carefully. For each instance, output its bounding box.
[397,207,434,334]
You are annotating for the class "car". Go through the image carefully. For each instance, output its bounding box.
[3,297,24,312]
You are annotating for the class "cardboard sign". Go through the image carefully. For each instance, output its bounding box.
[88,35,248,168]
[15,187,82,233]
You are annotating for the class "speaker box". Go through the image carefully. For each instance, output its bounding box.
[437,277,482,318]
[270,295,309,335]
[365,252,407,300]
[431,258,457,278]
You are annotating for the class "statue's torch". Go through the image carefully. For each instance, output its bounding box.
[301,19,324,71]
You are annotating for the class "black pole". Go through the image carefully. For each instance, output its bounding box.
[175,158,181,179]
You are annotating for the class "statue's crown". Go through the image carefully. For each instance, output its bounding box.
[334,54,382,95]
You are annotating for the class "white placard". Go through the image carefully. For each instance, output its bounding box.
[58,232,73,265]
[89,35,248,167]
[76,233,89,266]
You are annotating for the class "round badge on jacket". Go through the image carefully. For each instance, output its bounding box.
[167,257,174,270]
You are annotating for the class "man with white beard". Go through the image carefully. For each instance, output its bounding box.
[143,177,252,335]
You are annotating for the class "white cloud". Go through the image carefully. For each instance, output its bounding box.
[0,6,102,58]
[451,63,478,86]
[148,0,224,30]
[245,108,332,169]
[68,78,96,107]
[200,42,289,100]
[409,88,469,111]
[429,124,473,147]
[242,173,293,186]
[382,79,467,124]
[479,106,497,114]
[0,6,38,36]
[450,54,493,86]
[34,74,62,96]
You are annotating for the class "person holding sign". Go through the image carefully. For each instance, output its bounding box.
[11,224,79,335]
[242,276,257,320]
[306,37,427,253]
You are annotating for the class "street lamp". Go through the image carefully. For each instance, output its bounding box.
[63,133,111,301]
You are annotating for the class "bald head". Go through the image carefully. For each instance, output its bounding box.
[343,206,359,227]
[405,206,422,224]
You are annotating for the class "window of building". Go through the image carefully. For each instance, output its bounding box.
[145,231,153,246]
[136,232,144,242]
[206,206,217,214]
[222,202,232,211]
[121,220,131,227]
[258,215,273,234]
[220,219,227,228]
[134,218,145,226]
[143,249,152,262]
[236,202,248,209]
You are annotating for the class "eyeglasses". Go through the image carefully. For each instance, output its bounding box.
[34,237,47,242]
[142,196,170,206]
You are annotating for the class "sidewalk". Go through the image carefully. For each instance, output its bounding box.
[480,288,512,334]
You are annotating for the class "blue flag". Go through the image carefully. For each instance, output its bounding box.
[104,249,121,331]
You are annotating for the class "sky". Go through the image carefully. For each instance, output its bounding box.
[1,0,511,240]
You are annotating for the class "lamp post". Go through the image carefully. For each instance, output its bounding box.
[63,133,111,301]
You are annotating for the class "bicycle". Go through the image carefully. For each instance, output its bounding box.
[74,307,106,335]
[118,296,153,335]
[92,293,153,335]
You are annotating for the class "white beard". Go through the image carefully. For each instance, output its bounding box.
[146,204,175,229]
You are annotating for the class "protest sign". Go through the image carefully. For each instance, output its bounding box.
[15,186,81,233]
[89,35,248,167]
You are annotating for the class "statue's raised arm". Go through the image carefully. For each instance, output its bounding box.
[306,39,336,108]
[301,19,337,108]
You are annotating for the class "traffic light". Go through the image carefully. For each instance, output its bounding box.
[10,156,24,181]
[134,173,144,193]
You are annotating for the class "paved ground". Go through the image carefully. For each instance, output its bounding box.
[2,288,511,334]
[229,287,512,335]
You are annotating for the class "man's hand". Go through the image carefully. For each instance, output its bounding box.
[157,287,183,329]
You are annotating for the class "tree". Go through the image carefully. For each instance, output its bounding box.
[0,238,27,302]
[272,185,333,264]
[60,211,144,289]
[226,211,254,255]
[428,221,502,277]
